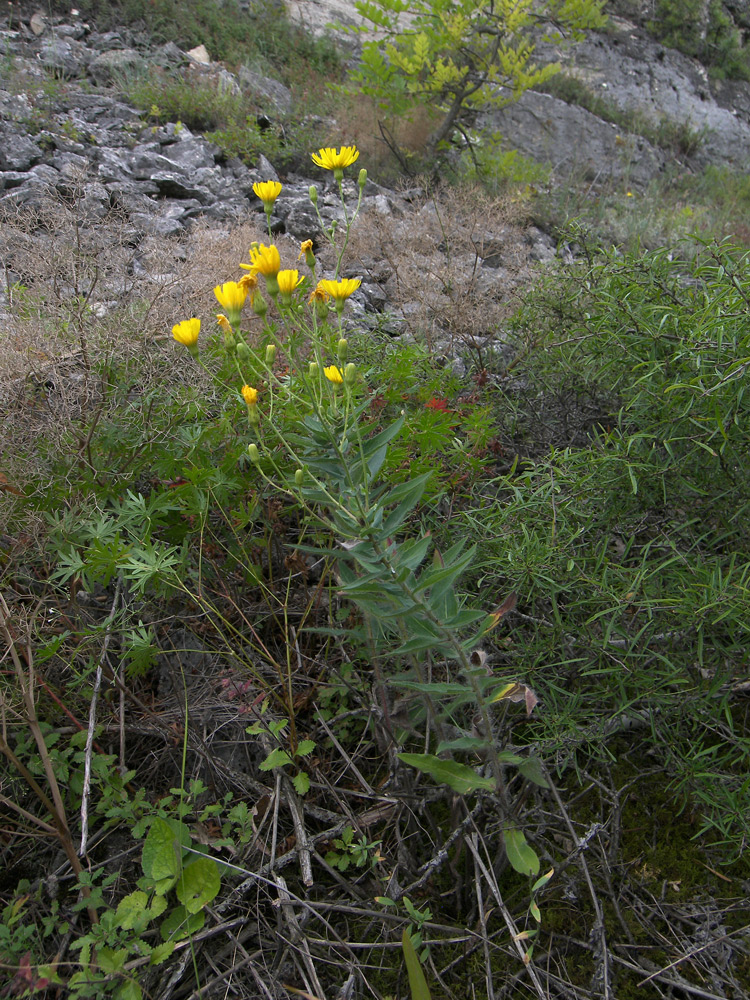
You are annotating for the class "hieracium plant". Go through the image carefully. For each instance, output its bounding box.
[171,146,551,949]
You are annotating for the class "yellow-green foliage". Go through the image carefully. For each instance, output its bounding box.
[344,0,606,155]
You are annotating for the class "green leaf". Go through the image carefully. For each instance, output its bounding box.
[259,748,293,770]
[159,904,205,942]
[98,947,128,974]
[398,753,495,794]
[176,857,221,914]
[149,941,175,966]
[517,756,550,788]
[503,827,540,877]
[292,771,311,795]
[116,891,150,931]
[295,740,315,757]
[402,928,432,1000]
[142,817,181,881]
[113,981,142,1000]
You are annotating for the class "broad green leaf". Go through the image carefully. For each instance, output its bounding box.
[113,981,142,1000]
[176,857,221,914]
[260,748,293,770]
[116,891,149,930]
[293,771,310,795]
[97,947,128,974]
[517,756,550,788]
[295,740,315,757]
[503,827,540,877]
[402,929,432,1000]
[142,818,181,881]
[398,753,495,794]
[159,904,205,942]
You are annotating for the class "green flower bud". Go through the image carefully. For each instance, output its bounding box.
[309,185,318,205]
[344,363,357,385]
[358,168,367,189]
[236,342,251,360]
[294,468,305,486]
[265,343,276,365]
[337,338,348,362]
[252,292,268,318]
[248,443,260,463]
[308,361,319,378]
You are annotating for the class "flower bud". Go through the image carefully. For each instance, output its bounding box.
[344,363,357,385]
[358,168,367,189]
[248,443,260,464]
[252,292,268,318]
[294,468,305,486]
[308,185,318,205]
[308,361,319,378]
[236,342,251,360]
[337,338,348,362]
[265,343,276,365]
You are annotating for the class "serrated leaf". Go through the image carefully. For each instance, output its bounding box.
[295,740,315,757]
[398,753,495,794]
[113,981,142,1000]
[116,891,149,930]
[149,941,175,966]
[97,947,128,974]
[176,857,220,914]
[292,771,310,795]
[142,818,181,881]
[503,828,540,877]
[259,748,293,770]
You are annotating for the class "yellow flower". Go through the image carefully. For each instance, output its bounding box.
[214,281,248,313]
[311,146,359,172]
[216,314,232,332]
[239,273,258,293]
[316,278,361,310]
[299,239,314,256]
[324,365,343,385]
[253,180,282,207]
[308,286,329,305]
[242,384,258,405]
[277,269,304,296]
[172,318,200,350]
[242,243,281,278]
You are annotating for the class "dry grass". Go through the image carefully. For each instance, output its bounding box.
[347,180,535,356]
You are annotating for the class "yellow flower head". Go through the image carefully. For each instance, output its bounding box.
[253,180,282,206]
[277,269,304,296]
[172,317,200,348]
[242,243,281,278]
[324,365,344,385]
[308,286,330,305]
[238,273,258,293]
[316,278,361,302]
[242,384,259,406]
[216,314,232,332]
[312,146,359,172]
[214,281,248,313]
[299,239,314,258]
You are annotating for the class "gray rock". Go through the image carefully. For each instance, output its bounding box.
[489,90,669,188]
[284,200,322,240]
[238,66,293,113]
[0,131,42,171]
[150,42,188,69]
[88,49,146,86]
[39,36,91,78]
